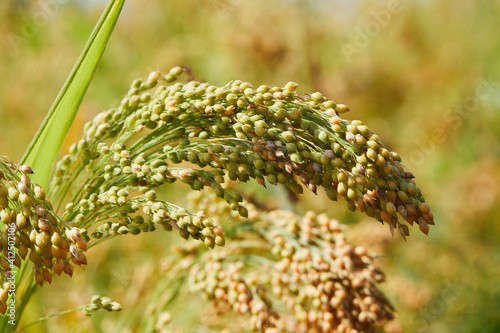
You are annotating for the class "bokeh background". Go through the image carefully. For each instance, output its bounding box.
[1,0,499,332]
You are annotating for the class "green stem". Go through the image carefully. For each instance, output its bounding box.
[0,262,36,332]
[18,305,86,331]
[16,280,38,329]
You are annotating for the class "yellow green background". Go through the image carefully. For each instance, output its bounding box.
[0,0,499,332]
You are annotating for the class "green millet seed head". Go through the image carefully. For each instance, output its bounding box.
[41,68,434,278]
[184,199,396,331]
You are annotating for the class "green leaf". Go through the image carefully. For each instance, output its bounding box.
[21,0,125,188]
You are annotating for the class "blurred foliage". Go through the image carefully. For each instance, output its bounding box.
[0,0,499,332]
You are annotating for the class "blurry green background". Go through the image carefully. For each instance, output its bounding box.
[1,0,499,332]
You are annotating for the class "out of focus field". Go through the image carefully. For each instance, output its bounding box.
[0,1,499,332]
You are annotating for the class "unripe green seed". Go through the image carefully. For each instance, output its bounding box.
[334,104,350,113]
[375,155,385,167]
[366,149,377,161]
[215,236,225,247]
[318,131,328,143]
[117,226,129,235]
[281,131,295,143]
[290,182,303,194]
[323,100,336,109]
[311,92,323,101]
[407,183,417,195]
[324,188,338,201]
[386,202,397,216]
[290,153,302,164]
[19,193,32,207]
[267,174,277,185]
[285,82,298,91]
[129,226,141,235]
[332,158,344,168]
[397,190,409,202]
[169,66,184,76]
[347,176,356,188]
[16,213,28,229]
[337,182,347,196]
[347,188,357,200]
[238,206,248,218]
[8,187,19,200]
[145,190,156,201]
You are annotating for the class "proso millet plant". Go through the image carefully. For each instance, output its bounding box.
[0,66,433,331]
[182,191,396,332]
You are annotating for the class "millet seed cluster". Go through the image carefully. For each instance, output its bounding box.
[185,192,394,333]
[0,157,87,314]
[50,67,433,252]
